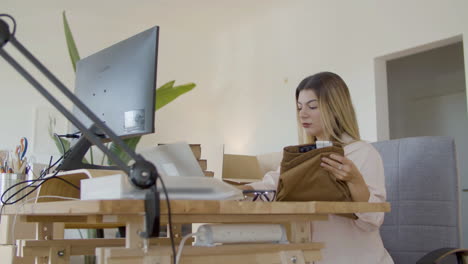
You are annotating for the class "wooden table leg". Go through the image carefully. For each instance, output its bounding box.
[288,221,312,243]
[36,223,53,241]
[52,223,64,240]
[35,222,53,264]
[280,250,306,264]
[169,223,183,240]
[284,221,315,264]
[96,216,175,264]
[48,245,70,264]
[124,216,146,249]
[35,222,66,264]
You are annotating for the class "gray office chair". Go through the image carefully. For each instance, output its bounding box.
[372,136,467,263]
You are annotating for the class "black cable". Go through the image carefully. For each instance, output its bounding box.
[46,155,54,174]
[56,132,80,138]
[0,145,79,231]
[2,178,52,205]
[49,151,69,173]
[158,177,176,264]
[1,168,61,205]
[0,169,81,226]
[0,152,62,223]
[35,151,70,181]
[43,174,80,191]
[0,176,56,225]
[1,179,37,209]
[0,14,16,37]
[0,150,74,223]
[0,168,81,206]
[38,149,70,179]
[0,177,46,224]
[1,178,43,203]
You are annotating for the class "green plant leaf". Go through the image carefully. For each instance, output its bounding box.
[107,137,142,166]
[156,80,175,93]
[49,132,92,164]
[48,117,89,164]
[156,81,196,110]
[63,11,80,72]
[48,116,70,155]
[50,133,71,156]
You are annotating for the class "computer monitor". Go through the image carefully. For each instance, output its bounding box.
[57,26,159,171]
[74,26,158,138]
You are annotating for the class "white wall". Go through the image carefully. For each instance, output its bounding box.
[1,0,228,173]
[211,0,468,152]
[2,0,468,178]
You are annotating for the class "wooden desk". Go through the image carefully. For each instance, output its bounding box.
[3,199,390,264]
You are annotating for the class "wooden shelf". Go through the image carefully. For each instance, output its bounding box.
[5,200,390,217]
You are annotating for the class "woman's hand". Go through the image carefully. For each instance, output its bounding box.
[320,154,363,184]
[320,154,370,202]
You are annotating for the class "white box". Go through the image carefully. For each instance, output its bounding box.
[80,174,148,200]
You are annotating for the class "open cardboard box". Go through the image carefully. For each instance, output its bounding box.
[222,151,282,185]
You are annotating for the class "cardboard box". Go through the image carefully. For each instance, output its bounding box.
[222,152,282,185]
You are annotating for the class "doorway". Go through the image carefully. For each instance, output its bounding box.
[376,38,468,246]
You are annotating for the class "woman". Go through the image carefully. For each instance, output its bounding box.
[243,72,393,263]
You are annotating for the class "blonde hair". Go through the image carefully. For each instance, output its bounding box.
[296,72,360,145]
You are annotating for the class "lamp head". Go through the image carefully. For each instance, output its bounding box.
[129,155,158,189]
[0,18,11,48]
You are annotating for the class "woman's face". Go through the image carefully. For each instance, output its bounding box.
[297,89,325,140]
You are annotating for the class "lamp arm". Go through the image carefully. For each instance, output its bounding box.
[0,16,161,238]
[0,17,157,189]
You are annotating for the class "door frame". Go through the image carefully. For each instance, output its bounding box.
[374,35,464,141]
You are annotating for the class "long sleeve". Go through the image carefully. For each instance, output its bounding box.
[312,139,393,263]
[347,143,387,232]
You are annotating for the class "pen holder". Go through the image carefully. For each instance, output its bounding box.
[0,173,27,204]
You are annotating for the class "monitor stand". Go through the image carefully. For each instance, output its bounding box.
[56,124,119,171]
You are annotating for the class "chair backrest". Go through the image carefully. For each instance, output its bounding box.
[372,136,461,264]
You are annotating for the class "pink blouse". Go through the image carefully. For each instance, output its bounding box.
[249,139,394,264]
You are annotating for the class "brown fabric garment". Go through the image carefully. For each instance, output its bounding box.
[276,143,357,219]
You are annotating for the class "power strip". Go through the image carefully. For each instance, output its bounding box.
[194,224,288,246]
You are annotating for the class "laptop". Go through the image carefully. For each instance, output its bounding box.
[139,142,243,200]
[139,142,205,177]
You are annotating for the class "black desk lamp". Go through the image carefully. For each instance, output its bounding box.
[0,15,160,238]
